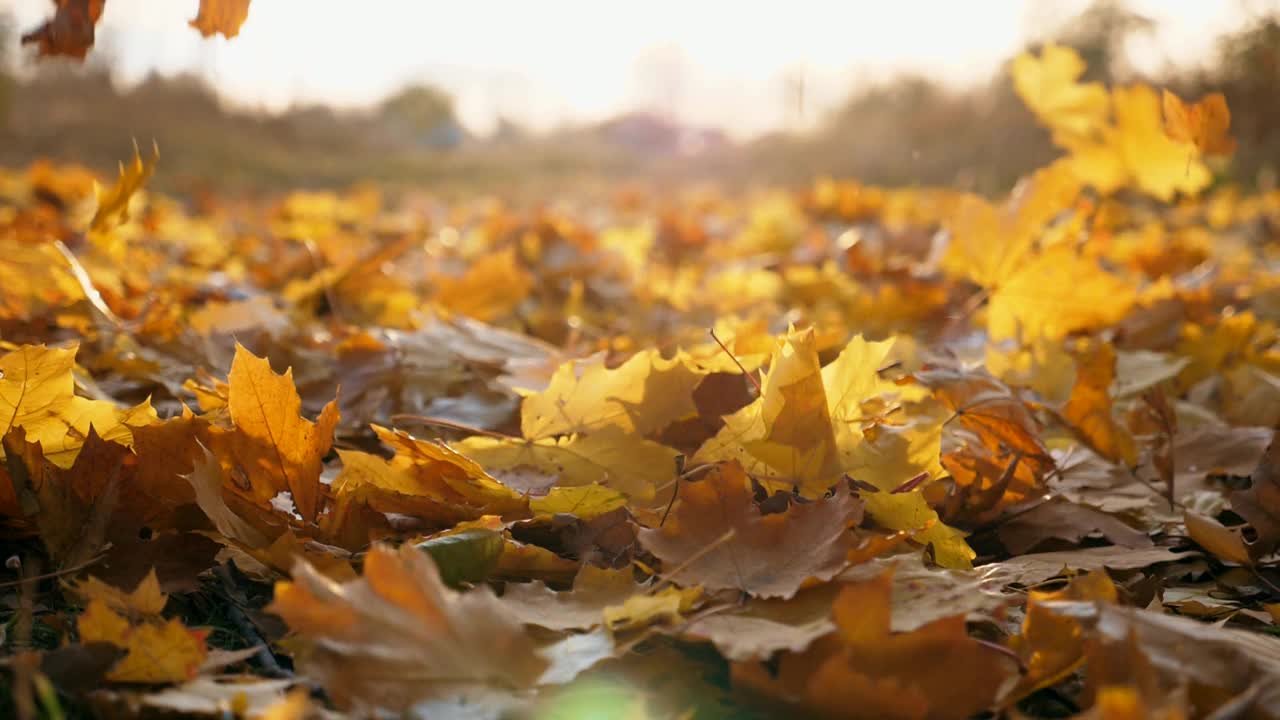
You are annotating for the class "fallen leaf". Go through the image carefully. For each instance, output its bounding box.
[637,461,860,599]
[213,343,340,522]
[1063,342,1138,466]
[268,543,547,712]
[501,565,640,631]
[77,599,208,684]
[1184,510,1251,565]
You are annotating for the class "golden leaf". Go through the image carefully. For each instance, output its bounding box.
[214,343,340,522]
[1162,89,1236,156]
[78,600,208,684]
[189,0,253,39]
[91,142,159,233]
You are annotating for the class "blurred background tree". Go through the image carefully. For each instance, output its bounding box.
[0,0,1278,196]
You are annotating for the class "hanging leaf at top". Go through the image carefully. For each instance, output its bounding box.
[21,0,105,60]
[189,0,253,39]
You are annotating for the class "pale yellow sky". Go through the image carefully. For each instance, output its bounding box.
[8,0,1266,136]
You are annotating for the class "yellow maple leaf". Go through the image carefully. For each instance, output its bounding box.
[431,247,534,322]
[71,569,167,617]
[78,599,208,684]
[1063,342,1138,466]
[603,586,702,634]
[454,427,679,503]
[90,142,158,233]
[0,344,156,467]
[1012,43,1111,143]
[1066,85,1211,201]
[695,328,973,567]
[1162,89,1236,156]
[189,0,252,39]
[520,349,707,440]
[944,160,1081,289]
[987,245,1136,341]
[213,343,340,522]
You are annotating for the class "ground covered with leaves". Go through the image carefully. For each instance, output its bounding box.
[4,42,1280,720]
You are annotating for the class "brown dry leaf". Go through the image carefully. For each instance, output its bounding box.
[183,444,272,548]
[499,564,640,631]
[978,545,1199,588]
[1162,89,1237,156]
[735,567,1014,720]
[682,583,839,662]
[4,425,138,568]
[637,461,861,599]
[20,0,105,59]
[268,543,548,712]
[997,499,1152,555]
[1232,428,1280,557]
[1042,600,1280,715]
[213,343,340,522]
[1063,342,1138,467]
[1183,510,1251,565]
[189,0,252,39]
[77,599,209,684]
[1076,632,1190,720]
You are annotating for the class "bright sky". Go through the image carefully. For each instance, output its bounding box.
[7,0,1265,137]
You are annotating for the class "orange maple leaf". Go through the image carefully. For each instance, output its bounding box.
[189,0,253,39]
[1162,89,1237,156]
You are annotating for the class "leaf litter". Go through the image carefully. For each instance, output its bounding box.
[2,37,1280,720]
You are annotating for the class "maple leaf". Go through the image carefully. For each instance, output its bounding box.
[1062,341,1138,466]
[1162,89,1236,156]
[1007,572,1117,701]
[90,142,158,233]
[371,425,528,516]
[696,327,841,493]
[944,160,1080,288]
[210,343,340,522]
[0,344,155,468]
[454,428,679,504]
[432,246,534,322]
[3,425,145,567]
[20,0,105,60]
[188,0,252,39]
[1012,43,1111,143]
[735,567,1014,720]
[500,565,641,631]
[637,461,860,599]
[986,245,1136,341]
[520,349,708,440]
[77,599,208,684]
[1232,429,1280,557]
[268,543,549,712]
[70,569,167,618]
[1064,85,1211,201]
